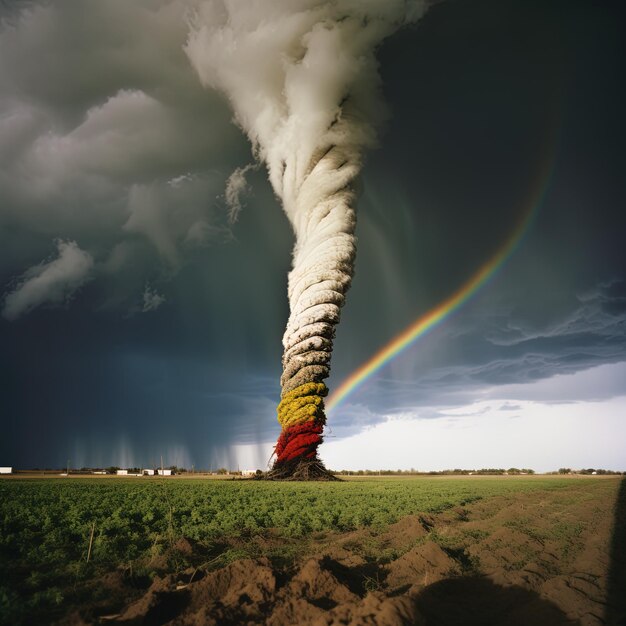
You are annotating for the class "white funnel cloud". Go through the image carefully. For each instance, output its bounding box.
[186,2,428,442]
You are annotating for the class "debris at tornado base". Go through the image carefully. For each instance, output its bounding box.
[265,457,340,481]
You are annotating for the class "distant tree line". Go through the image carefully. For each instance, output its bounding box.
[334,468,536,476]
[551,468,625,475]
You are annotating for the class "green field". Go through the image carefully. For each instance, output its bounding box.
[0,476,607,623]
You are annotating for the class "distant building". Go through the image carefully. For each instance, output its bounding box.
[116,469,128,475]
[0,467,12,474]
[92,470,107,475]
[241,469,257,477]
[142,469,155,476]
[157,469,172,476]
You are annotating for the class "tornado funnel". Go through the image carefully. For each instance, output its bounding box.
[186,0,428,478]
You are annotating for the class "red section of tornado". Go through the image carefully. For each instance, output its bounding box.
[275,421,324,464]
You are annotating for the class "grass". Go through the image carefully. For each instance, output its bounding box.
[0,475,606,624]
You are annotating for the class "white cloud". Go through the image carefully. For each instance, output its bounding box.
[322,395,626,473]
[142,285,166,312]
[484,361,626,404]
[2,239,94,320]
[224,163,255,224]
[324,363,626,472]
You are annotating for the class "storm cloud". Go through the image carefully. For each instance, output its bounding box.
[0,0,247,312]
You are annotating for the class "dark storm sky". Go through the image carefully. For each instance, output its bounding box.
[1,0,624,469]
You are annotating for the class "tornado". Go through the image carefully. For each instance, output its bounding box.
[186,0,427,478]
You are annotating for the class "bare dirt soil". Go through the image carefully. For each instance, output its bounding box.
[59,478,625,626]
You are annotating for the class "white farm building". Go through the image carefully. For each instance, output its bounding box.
[0,467,12,474]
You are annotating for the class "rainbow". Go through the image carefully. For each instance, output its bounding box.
[326,183,548,413]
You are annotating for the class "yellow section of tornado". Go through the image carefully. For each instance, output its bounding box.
[277,382,328,429]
